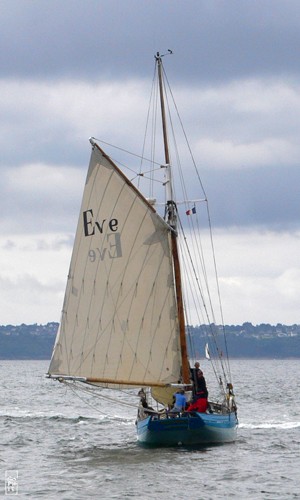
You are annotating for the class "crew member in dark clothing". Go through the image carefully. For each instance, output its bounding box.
[187,369,209,413]
[138,388,154,416]
[196,369,208,399]
[190,361,201,396]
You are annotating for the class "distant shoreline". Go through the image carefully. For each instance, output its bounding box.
[1,322,300,359]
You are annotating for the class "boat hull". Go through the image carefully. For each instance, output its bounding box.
[136,411,238,446]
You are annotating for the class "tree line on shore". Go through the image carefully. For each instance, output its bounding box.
[0,321,299,359]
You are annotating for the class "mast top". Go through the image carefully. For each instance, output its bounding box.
[155,49,173,62]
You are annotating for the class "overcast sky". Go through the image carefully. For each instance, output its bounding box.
[1,0,300,325]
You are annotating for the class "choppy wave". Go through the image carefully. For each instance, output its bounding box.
[0,412,132,424]
[1,359,300,499]
[239,421,300,429]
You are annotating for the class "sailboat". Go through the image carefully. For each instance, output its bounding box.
[47,52,238,446]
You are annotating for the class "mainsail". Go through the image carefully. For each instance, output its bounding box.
[48,142,182,388]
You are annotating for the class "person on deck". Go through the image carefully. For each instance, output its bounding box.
[138,389,154,416]
[196,369,208,398]
[170,389,187,413]
[190,361,201,396]
[187,370,208,413]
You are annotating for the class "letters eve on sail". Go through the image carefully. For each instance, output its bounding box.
[83,209,122,261]
[83,209,118,235]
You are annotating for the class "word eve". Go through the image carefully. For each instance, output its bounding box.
[83,209,122,261]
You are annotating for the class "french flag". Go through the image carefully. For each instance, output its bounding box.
[186,206,196,215]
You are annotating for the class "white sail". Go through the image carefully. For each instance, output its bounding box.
[49,143,182,388]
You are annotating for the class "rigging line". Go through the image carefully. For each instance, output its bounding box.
[180,252,206,360]
[160,64,229,380]
[178,216,228,383]
[160,65,189,209]
[181,254,224,387]
[161,65,190,208]
[137,165,165,177]
[162,71,207,200]
[92,137,162,168]
[169,81,232,380]
[66,383,114,416]
[65,383,135,421]
[162,64,231,380]
[163,96,217,326]
[178,220,214,332]
[179,230,207,328]
[64,380,139,410]
[205,202,231,379]
[193,210,218,325]
[138,61,157,194]
[178,216,211,326]
[134,172,166,185]
[106,155,143,177]
[161,65,222,332]
[94,148,166,191]
[152,72,160,198]
[184,210,216,324]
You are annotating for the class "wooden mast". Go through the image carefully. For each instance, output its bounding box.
[156,53,190,384]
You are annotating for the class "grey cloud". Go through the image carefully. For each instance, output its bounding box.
[202,165,300,229]
[1,0,300,83]
[1,0,300,235]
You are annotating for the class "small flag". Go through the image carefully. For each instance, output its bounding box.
[186,206,196,216]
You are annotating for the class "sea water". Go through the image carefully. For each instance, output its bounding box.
[0,359,299,499]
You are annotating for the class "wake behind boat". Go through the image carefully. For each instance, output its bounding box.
[47,52,238,446]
